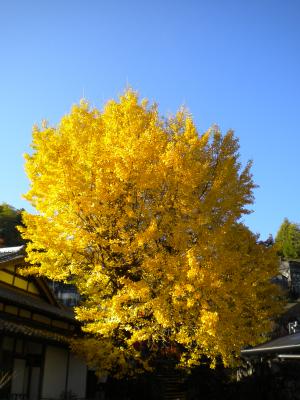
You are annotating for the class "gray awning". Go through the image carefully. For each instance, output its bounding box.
[241,332,300,357]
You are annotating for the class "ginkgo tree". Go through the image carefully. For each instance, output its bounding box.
[20,89,282,377]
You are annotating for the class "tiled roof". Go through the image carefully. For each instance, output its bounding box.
[241,332,300,357]
[0,284,75,321]
[0,317,69,343]
[0,246,24,254]
[0,245,25,263]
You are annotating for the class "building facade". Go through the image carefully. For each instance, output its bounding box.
[0,246,88,400]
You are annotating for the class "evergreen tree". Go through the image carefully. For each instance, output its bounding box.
[276,218,300,259]
[259,234,274,248]
[0,203,25,247]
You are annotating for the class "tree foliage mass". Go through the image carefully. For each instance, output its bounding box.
[0,203,24,247]
[21,90,281,376]
[276,218,300,260]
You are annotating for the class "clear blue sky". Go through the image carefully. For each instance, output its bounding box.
[1,0,299,240]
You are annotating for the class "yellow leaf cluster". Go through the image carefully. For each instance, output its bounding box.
[20,89,283,376]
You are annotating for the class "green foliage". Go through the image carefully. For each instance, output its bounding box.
[275,218,300,259]
[0,203,25,246]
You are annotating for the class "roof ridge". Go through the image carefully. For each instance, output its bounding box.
[0,245,25,253]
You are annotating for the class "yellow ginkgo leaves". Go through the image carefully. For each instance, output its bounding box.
[20,89,282,376]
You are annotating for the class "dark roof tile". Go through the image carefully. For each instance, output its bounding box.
[0,318,69,343]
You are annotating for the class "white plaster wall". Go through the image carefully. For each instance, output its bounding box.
[42,345,68,399]
[67,353,87,398]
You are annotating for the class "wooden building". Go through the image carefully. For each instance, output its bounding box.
[0,246,88,400]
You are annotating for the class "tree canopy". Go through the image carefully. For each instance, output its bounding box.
[275,218,300,259]
[21,90,282,376]
[0,203,25,247]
